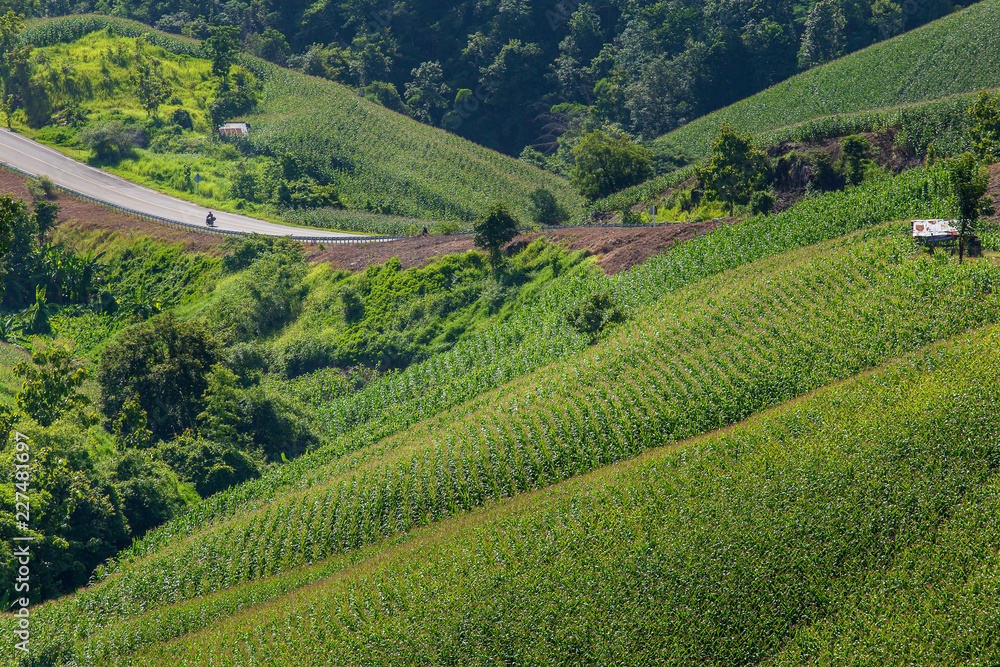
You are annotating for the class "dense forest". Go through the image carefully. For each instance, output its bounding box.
[2,0,974,158]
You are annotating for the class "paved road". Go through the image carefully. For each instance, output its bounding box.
[0,128,367,239]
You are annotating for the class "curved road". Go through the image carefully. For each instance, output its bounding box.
[0,128,369,239]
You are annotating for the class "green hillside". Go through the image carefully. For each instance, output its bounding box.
[104,326,1000,666]
[654,0,1000,163]
[17,17,583,230]
[9,158,1000,662]
[90,164,960,575]
[15,223,1000,665]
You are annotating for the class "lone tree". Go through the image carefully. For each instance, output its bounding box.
[130,60,172,117]
[696,124,768,216]
[205,26,240,89]
[571,130,653,201]
[474,202,519,272]
[945,152,994,263]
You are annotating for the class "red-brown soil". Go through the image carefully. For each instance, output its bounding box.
[304,218,730,276]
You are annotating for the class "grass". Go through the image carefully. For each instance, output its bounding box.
[97,324,1000,666]
[19,17,585,231]
[13,218,1000,665]
[650,0,1000,164]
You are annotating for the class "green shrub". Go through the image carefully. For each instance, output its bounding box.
[96,316,221,442]
[102,449,190,536]
[78,120,147,162]
[564,291,625,342]
[156,434,261,497]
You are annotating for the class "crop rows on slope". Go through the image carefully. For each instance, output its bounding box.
[17,228,1000,665]
[22,16,583,226]
[78,326,1000,666]
[88,163,959,584]
[649,0,1000,164]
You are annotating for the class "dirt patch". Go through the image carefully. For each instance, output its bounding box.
[304,220,732,276]
[515,218,731,275]
[0,167,227,253]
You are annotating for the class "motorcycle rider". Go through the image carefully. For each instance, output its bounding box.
[206,211,216,226]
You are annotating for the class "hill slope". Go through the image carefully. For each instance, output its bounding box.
[654,0,1000,163]
[108,325,1000,666]
[19,16,583,229]
[12,209,1000,662]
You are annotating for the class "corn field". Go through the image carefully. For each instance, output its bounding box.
[648,0,1000,164]
[95,162,961,578]
[12,216,1000,664]
[101,326,1000,666]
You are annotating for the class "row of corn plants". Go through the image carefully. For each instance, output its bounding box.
[57,325,1000,666]
[13,224,1000,665]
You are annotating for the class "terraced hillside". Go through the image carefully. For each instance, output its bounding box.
[4,150,998,665]
[11,213,1000,663]
[19,17,583,229]
[89,164,959,573]
[105,327,1000,666]
[653,0,1000,164]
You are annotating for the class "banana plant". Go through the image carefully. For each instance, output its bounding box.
[25,284,51,335]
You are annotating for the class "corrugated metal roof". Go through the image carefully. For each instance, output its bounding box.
[912,219,959,238]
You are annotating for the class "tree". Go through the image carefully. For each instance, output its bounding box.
[969,90,1000,163]
[205,25,240,89]
[474,203,520,272]
[96,316,221,442]
[362,81,411,116]
[0,195,21,257]
[78,120,144,162]
[565,291,625,343]
[404,61,451,124]
[14,345,91,428]
[872,0,905,39]
[33,200,59,240]
[348,34,392,88]
[798,0,847,69]
[103,450,188,536]
[130,59,172,117]
[945,153,994,263]
[244,28,290,65]
[529,188,569,225]
[696,124,768,216]
[571,130,653,201]
[1,93,11,129]
[156,433,260,497]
